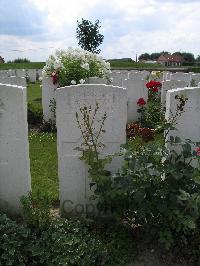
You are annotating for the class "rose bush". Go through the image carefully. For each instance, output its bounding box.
[137,80,162,128]
[42,47,111,87]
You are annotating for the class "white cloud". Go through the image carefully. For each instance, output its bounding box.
[1,0,200,61]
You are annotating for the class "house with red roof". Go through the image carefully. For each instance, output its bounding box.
[157,53,184,66]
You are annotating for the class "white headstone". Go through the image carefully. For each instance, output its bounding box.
[8,69,16,77]
[0,83,31,214]
[111,71,128,87]
[27,69,37,83]
[190,74,200,86]
[37,69,43,80]
[129,71,149,80]
[0,70,9,78]
[88,77,106,84]
[161,80,187,105]
[42,77,58,122]
[170,72,191,85]
[0,76,27,87]
[16,69,26,78]
[56,84,127,215]
[123,78,148,122]
[165,86,200,165]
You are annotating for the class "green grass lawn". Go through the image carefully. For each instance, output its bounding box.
[27,81,58,202]
[0,62,45,70]
[29,132,58,202]
[27,81,42,111]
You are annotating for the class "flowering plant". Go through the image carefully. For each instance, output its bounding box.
[149,70,162,81]
[137,97,146,106]
[42,47,111,87]
[136,80,163,128]
[137,98,146,125]
[146,80,162,93]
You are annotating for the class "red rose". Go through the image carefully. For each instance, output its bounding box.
[137,98,146,106]
[196,147,200,156]
[51,72,59,84]
[152,87,158,92]
[146,80,161,92]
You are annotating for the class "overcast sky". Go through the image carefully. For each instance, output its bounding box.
[0,0,199,62]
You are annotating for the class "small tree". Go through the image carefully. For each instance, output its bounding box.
[76,18,104,54]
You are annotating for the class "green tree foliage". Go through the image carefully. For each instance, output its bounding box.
[181,52,195,63]
[76,18,104,54]
[196,55,200,62]
[138,53,151,61]
[7,58,30,63]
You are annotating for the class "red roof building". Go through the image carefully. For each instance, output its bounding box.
[157,53,184,66]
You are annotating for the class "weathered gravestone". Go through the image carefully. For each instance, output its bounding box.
[111,71,128,87]
[56,84,127,215]
[123,78,148,122]
[165,86,200,165]
[42,77,58,122]
[170,72,191,85]
[87,77,107,84]
[129,71,149,80]
[8,69,16,77]
[0,70,9,78]
[27,69,37,83]
[0,76,27,88]
[190,74,200,86]
[37,69,43,80]
[161,80,187,106]
[16,69,26,78]
[0,84,31,215]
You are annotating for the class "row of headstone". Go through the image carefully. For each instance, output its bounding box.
[0,81,127,216]
[162,71,200,87]
[1,76,200,215]
[0,69,42,82]
[110,70,150,87]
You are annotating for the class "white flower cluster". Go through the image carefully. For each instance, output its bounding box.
[42,47,111,83]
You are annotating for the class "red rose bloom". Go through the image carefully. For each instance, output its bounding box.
[152,87,158,92]
[146,80,162,92]
[137,98,146,106]
[196,147,200,156]
[51,72,59,84]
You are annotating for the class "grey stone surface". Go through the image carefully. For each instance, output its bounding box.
[0,83,31,214]
[56,84,127,215]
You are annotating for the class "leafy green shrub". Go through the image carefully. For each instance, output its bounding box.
[39,119,57,132]
[0,213,31,265]
[21,191,52,230]
[114,137,200,248]
[28,102,43,125]
[95,222,136,265]
[30,218,106,265]
[75,97,200,252]
[0,212,107,265]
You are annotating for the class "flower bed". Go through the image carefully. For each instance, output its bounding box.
[42,47,111,87]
